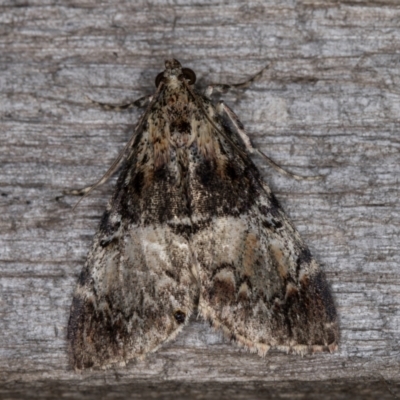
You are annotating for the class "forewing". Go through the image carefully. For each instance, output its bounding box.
[68,128,198,369]
[189,100,338,355]
[192,192,338,354]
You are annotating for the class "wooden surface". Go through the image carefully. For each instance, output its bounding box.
[1,0,400,398]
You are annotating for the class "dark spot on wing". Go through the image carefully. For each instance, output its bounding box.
[165,270,175,279]
[193,158,260,218]
[99,211,111,232]
[310,271,337,322]
[141,153,149,165]
[272,219,283,228]
[209,269,236,305]
[269,193,281,210]
[167,222,191,238]
[171,120,191,133]
[296,248,313,275]
[99,236,119,248]
[196,159,213,186]
[225,162,238,180]
[132,170,144,195]
[173,310,186,324]
[77,266,91,286]
[262,219,274,230]
[262,217,284,231]
[99,211,121,237]
[299,247,312,263]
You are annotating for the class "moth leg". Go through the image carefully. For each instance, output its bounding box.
[61,84,166,206]
[62,135,131,200]
[60,164,122,209]
[85,94,152,110]
[63,95,152,199]
[62,136,131,206]
[63,169,116,198]
[216,101,323,181]
[63,95,153,200]
[204,64,268,97]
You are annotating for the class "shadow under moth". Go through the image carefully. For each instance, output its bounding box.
[67,59,338,369]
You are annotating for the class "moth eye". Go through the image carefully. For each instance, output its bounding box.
[182,68,196,85]
[173,310,186,324]
[155,72,164,88]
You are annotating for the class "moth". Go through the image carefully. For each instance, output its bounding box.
[67,59,338,369]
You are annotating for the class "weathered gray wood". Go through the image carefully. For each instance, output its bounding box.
[1,378,400,400]
[1,0,400,398]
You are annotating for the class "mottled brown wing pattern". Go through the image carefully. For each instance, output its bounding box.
[68,127,199,369]
[191,190,338,355]
[188,96,338,355]
[68,59,338,369]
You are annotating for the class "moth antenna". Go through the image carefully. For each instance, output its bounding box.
[216,100,323,182]
[256,149,324,181]
[65,82,165,210]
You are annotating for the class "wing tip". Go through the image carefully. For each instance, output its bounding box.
[68,308,194,370]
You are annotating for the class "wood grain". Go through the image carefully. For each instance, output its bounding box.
[1,1,400,398]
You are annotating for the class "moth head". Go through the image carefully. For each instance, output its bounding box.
[155,59,196,88]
